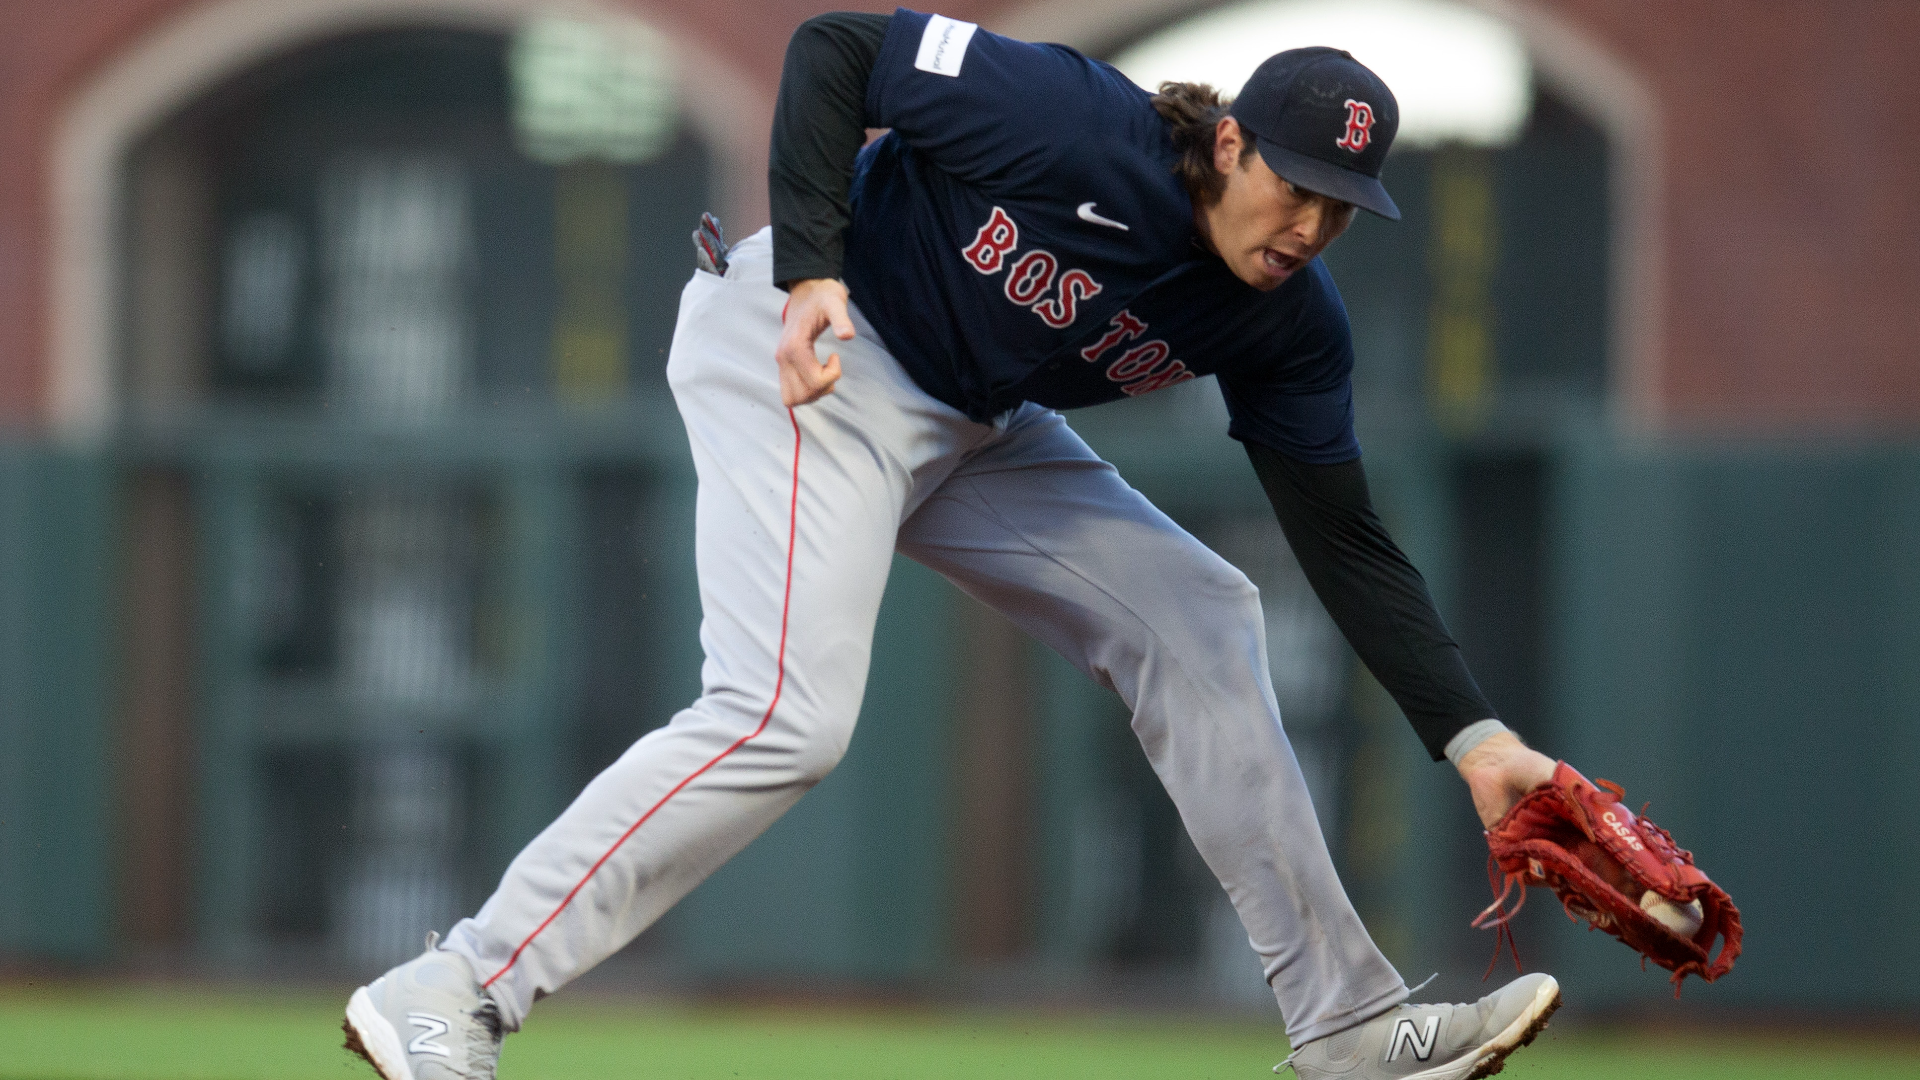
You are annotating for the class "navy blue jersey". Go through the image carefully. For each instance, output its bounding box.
[842,9,1361,464]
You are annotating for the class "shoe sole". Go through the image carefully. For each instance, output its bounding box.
[343,986,415,1080]
[1455,975,1561,1080]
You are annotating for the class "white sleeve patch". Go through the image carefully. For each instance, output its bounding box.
[914,15,978,77]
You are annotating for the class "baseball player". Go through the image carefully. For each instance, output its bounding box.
[344,11,1570,1079]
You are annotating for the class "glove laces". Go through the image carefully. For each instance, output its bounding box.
[1470,852,1528,979]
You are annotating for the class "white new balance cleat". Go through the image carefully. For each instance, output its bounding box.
[343,933,504,1080]
[1278,973,1559,1080]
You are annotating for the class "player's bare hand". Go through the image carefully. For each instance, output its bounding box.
[1457,731,1557,829]
[776,278,854,407]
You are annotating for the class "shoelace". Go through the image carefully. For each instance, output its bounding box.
[1271,974,1439,1075]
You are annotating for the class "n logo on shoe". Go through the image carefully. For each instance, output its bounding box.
[407,1013,453,1057]
[1385,1015,1439,1062]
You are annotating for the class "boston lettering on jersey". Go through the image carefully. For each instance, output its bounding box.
[958,206,1189,396]
[960,206,1104,330]
[1077,309,1194,396]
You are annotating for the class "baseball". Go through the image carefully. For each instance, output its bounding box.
[1640,891,1704,938]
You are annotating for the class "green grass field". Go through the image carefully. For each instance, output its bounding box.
[2,987,1915,1080]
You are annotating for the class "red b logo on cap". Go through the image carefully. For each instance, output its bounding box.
[1336,99,1374,152]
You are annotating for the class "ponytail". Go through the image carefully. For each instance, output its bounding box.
[1149,81,1255,206]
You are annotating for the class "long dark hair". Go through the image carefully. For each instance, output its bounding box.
[1149,81,1255,206]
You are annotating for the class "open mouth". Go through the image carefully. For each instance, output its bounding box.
[1261,248,1303,280]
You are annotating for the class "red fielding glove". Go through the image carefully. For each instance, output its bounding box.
[1474,761,1742,993]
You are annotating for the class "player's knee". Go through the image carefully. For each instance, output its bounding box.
[757,698,857,786]
[1178,557,1264,641]
[1224,568,1264,630]
[1148,562,1267,689]
[672,690,855,786]
[1216,560,1261,605]
[1121,557,1262,677]
[784,715,853,786]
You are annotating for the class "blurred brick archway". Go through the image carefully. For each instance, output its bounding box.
[48,0,770,436]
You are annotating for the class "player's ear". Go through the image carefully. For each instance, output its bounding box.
[1213,116,1245,175]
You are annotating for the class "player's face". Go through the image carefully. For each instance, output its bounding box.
[1199,119,1357,291]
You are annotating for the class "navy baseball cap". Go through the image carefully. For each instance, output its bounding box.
[1230,47,1401,220]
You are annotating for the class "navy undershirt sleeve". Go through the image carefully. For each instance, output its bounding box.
[769,12,891,288]
[1245,443,1497,761]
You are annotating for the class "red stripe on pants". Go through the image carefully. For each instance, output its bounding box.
[483,408,805,990]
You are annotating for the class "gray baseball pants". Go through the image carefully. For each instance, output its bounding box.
[441,228,1408,1045]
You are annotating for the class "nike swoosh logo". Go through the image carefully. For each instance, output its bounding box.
[1076,202,1130,231]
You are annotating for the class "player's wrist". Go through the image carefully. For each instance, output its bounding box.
[1455,730,1551,777]
[783,277,848,299]
[1444,718,1510,767]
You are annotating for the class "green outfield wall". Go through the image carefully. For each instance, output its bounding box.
[0,427,1915,1014]
[1543,439,1920,1008]
[0,446,117,960]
